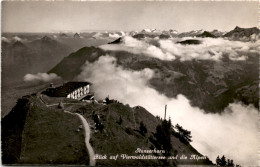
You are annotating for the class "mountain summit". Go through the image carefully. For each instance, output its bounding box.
[196,31,216,38]
[2,93,212,165]
[108,37,122,44]
[224,26,260,38]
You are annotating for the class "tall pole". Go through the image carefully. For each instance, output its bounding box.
[164,105,167,120]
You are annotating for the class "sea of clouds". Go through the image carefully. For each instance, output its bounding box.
[77,55,258,166]
[100,36,259,62]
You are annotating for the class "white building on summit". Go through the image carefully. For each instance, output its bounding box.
[66,84,90,99]
[45,81,94,100]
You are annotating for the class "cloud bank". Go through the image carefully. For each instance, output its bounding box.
[23,73,61,82]
[100,36,176,61]
[77,55,258,166]
[100,36,260,62]
[159,38,259,61]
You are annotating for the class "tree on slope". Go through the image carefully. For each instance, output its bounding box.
[175,124,192,144]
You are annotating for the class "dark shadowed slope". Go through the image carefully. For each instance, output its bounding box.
[2,95,89,165]
[48,47,105,80]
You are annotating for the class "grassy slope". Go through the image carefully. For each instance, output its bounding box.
[67,102,212,166]
[2,95,89,165]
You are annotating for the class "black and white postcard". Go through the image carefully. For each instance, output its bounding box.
[1,1,259,166]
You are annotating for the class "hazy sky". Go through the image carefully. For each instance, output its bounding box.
[2,1,258,32]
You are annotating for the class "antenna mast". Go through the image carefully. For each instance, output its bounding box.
[164,105,167,120]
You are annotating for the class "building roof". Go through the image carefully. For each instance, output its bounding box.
[45,81,91,97]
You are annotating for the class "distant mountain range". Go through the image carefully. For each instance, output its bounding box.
[2,26,259,41]
[2,36,72,85]
[118,27,258,40]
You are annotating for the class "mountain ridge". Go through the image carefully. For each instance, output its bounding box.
[2,93,212,165]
